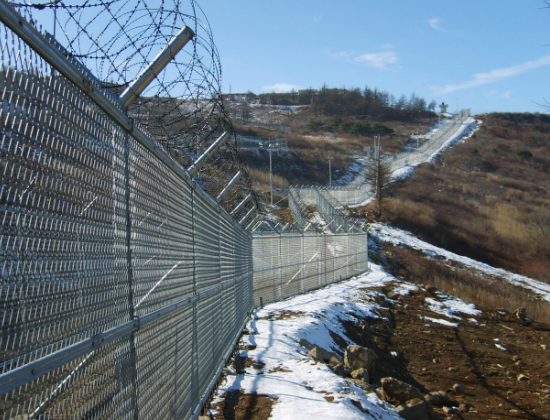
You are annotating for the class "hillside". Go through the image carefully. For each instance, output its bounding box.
[358,113,550,283]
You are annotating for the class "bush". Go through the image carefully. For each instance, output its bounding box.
[306,120,324,132]
[517,149,533,159]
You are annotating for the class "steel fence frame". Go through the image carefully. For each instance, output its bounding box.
[252,231,368,307]
[0,4,371,419]
[0,4,253,419]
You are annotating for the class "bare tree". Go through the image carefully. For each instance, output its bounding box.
[364,154,393,218]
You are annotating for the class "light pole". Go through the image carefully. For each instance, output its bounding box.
[328,156,333,186]
[269,144,274,205]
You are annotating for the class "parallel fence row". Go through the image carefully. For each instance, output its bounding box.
[236,135,288,150]
[293,110,472,207]
[252,231,368,306]
[0,4,369,419]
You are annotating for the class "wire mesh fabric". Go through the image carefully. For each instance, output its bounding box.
[0,7,253,418]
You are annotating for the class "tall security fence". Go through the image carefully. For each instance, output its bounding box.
[293,110,472,207]
[0,4,255,419]
[253,231,368,307]
[0,2,370,419]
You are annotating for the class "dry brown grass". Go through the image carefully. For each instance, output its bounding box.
[384,244,550,323]
[247,167,289,190]
[368,113,550,282]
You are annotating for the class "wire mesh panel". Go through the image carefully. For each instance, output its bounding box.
[0,7,254,419]
[252,231,368,307]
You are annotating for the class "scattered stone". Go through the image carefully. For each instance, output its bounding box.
[452,384,465,395]
[425,391,451,406]
[242,344,256,351]
[298,338,314,351]
[396,398,431,420]
[350,368,370,383]
[324,396,335,403]
[541,344,548,350]
[404,304,411,310]
[344,345,379,374]
[380,377,425,406]
[307,346,342,366]
[517,374,529,382]
[511,355,521,362]
[442,406,461,414]
[242,327,250,335]
[514,307,526,320]
[432,358,440,364]
[448,367,458,372]
[459,403,473,413]
[330,363,348,377]
[507,390,513,396]
[514,360,526,367]
[388,293,400,300]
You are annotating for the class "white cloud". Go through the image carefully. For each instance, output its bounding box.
[484,90,512,99]
[432,55,550,95]
[428,18,444,31]
[262,83,303,93]
[327,51,354,59]
[354,52,397,69]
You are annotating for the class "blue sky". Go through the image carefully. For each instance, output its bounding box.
[199,0,550,114]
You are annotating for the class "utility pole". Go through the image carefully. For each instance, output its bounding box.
[269,144,274,205]
[328,156,333,186]
[374,134,382,215]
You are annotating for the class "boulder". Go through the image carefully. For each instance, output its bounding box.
[425,390,450,406]
[350,368,370,383]
[380,377,425,406]
[344,345,378,373]
[396,398,431,420]
[298,338,314,351]
[452,383,465,395]
[330,363,348,377]
[307,346,341,365]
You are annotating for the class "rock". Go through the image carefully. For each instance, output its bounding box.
[514,307,526,320]
[448,367,458,372]
[396,398,431,420]
[404,304,411,310]
[350,368,370,383]
[517,374,529,382]
[298,338,314,351]
[380,377,425,406]
[514,360,526,367]
[330,363,349,377]
[452,384,465,395]
[344,345,378,373]
[425,391,450,406]
[442,406,461,414]
[541,344,548,350]
[511,355,521,362]
[459,403,473,413]
[307,346,342,365]
[432,358,440,364]
[426,285,438,293]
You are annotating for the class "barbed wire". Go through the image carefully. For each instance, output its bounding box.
[12,0,260,216]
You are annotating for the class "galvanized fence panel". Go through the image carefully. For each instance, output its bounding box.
[0,8,254,419]
[252,232,368,307]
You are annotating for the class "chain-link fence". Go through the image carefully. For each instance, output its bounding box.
[253,231,368,307]
[0,4,254,419]
[0,3,372,418]
[293,110,472,207]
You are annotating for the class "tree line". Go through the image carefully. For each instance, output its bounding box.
[251,85,437,121]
